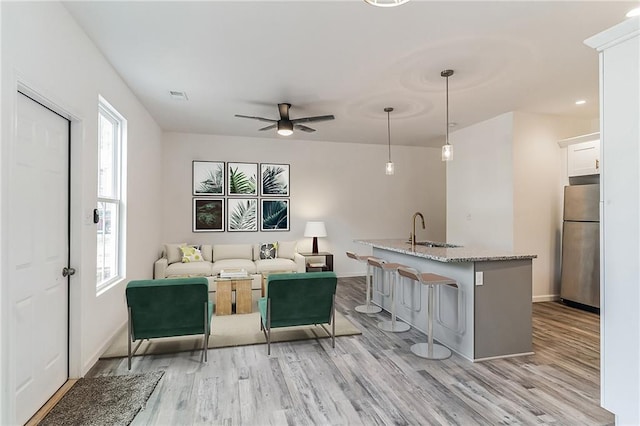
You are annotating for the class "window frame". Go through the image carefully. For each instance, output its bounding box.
[96,96,126,292]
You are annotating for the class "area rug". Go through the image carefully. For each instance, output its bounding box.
[101,310,361,359]
[39,371,164,426]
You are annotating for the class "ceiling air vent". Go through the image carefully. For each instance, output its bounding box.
[169,90,188,101]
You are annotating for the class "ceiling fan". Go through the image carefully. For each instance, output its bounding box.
[235,103,335,136]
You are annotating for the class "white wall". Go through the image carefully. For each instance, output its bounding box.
[446,112,515,250]
[512,112,595,301]
[161,132,446,275]
[447,111,593,301]
[1,2,163,422]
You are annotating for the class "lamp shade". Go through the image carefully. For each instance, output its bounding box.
[304,221,327,238]
[304,221,327,254]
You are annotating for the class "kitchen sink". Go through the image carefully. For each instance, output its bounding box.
[408,241,461,248]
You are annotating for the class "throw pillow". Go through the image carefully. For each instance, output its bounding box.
[164,243,186,265]
[181,246,203,263]
[259,242,278,259]
[277,240,297,260]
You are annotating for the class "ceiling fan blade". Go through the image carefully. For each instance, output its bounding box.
[294,124,316,133]
[278,103,291,120]
[290,114,335,124]
[258,124,277,131]
[234,114,277,123]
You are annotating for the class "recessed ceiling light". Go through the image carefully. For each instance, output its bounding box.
[575,100,587,105]
[626,7,640,18]
[169,90,188,101]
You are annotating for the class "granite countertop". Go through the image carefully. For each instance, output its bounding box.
[355,239,537,263]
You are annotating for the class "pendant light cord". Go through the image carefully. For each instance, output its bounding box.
[445,74,449,146]
[387,109,391,161]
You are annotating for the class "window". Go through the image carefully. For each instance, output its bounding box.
[97,97,126,289]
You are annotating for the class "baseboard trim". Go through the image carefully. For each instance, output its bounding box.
[533,294,560,303]
[473,351,536,362]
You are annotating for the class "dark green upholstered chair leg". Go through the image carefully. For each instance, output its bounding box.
[259,298,273,355]
[128,308,131,370]
[128,307,145,371]
[331,294,336,348]
[203,301,209,363]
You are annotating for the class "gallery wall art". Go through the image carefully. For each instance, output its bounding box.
[261,163,289,196]
[228,162,258,196]
[227,198,258,232]
[193,161,225,195]
[192,161,290,232]
[193,198,224,232]
[261,199,289,231]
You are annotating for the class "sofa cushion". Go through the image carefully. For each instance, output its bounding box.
[165,261,212,277]
[213,244,253,262]
[211,259,257,275]
[200,244,213,262]
[259,242,278,259]
[255,258,297,273]
[181,246,203,263]
[277,240,297,260]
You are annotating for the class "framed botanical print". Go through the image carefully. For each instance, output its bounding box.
[260,198,289,231]
[193,161,225,195]
[227,198,258,232]
[260,163,290,197]
[193,198,224,232]
[227,162,258,196]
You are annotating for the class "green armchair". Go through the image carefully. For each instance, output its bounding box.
[258,271,338,355]
[125,277,213,369]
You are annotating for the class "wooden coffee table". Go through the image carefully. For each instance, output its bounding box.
[214,277,253,315]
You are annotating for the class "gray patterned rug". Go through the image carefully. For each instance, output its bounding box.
[39,371,164,426]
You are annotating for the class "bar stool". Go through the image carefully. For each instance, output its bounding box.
[397,267,457,360]
[368,257,390,300]
[346,251,382,314]
[377,262,411,333]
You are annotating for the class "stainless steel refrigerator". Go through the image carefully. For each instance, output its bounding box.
[560,184,600,309]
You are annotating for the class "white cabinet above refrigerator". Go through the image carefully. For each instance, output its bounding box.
[558,132,600,177]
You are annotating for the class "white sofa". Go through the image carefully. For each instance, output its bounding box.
[153,241,306,303]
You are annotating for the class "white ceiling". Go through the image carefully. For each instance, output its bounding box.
[63,0,635,147]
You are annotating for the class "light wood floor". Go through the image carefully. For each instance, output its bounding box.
[87,276,613,425]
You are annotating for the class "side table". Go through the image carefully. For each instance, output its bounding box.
[298,252,334,272]
[214,277,253,315]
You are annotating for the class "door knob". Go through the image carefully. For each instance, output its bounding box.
[62,267,76,277]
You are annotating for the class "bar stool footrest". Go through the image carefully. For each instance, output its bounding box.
[410,342,452,360]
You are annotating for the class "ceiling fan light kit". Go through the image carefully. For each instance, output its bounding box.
[277,121,293,136]
[235,103,334,137]
[441,69,454,162]
[364,0,411,7]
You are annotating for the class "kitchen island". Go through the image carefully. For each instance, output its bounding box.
[356,239,537,362]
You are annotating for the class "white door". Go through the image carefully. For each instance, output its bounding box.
[11,92,70,424]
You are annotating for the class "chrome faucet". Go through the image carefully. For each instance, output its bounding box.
[410,212,425,247]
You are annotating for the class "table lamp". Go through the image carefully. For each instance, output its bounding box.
[304,221,327,254]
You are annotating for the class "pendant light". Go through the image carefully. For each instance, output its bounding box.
[384,107,395,175]
[364,0,411,7]
[441,69,454,162]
